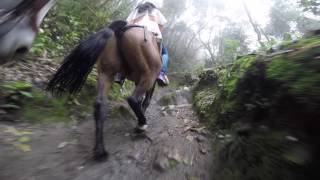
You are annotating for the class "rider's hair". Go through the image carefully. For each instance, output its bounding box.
[137,2,157,13]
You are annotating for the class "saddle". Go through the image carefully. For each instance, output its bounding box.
[109,20,164,86]
[109,20,161,51]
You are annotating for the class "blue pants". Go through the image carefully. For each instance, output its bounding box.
[161,44,169,73]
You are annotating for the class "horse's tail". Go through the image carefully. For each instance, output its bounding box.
[46,27,114,95]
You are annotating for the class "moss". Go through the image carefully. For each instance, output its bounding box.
[168,159,179,169]
[224,55,257,98]
[193,35,320,180]
[213,130,311,180]
[192,55,258,126]
[193,87,217,122]
[1,82,32,91]
[22,90,71,123]
[266,45,320,104]
[284,36,320,50]
[266,57,299,81]
[158,92,177,106]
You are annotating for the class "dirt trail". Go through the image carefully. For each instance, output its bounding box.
[0,86,213,180]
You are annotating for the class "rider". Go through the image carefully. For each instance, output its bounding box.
[115,1,170,86]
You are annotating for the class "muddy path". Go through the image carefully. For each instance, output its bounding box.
[0,86,213,180]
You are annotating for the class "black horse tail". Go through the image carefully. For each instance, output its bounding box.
[46,20,127,95]
[46,27,114,95]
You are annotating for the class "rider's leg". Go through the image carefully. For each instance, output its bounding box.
[161,48,169,73]
[157,43,170,86]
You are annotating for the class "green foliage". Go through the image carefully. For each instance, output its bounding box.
[31,0,135,57]
[282,36,320,49]
[1,82,32,92]
[108,81,135,101]
[22,90,71,123]
[223,39,241,62]
[0,82,34,109]
[224,55,257,98]
[266,40,320,103]
[193,86,217,122]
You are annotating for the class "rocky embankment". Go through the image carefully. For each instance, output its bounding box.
[193,35,320,180]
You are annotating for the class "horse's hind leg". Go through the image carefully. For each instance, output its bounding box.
[127,79,152,131]
[93,72,112,160]
[142,81,156,114]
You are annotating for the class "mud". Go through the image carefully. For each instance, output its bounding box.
[0,87,213,180]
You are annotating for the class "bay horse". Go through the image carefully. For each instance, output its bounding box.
[0,0,55,65]
[47,21,162,160]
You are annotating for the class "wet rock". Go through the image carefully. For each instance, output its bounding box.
[186,135,194,142]
[127,152,142,161]
[183,86,191,91]
[199,147,207,154]
[217,134,225,139]
[168,149,182,163]
[77,166,84,171]
[168,105,175,110]
[184,119,190,124]
[196,135,206,143]
[57,142,68,149]
[161,111,168,117]
[38,165,49,171]
[190,127,206,134]
[186,175,200,180]
[184,72,198,86]
[225,134,232,138]
[286,135,299,142]
[157,93,177,106]
[0,109,7,115]
[0,104,21,110]
[176,104,192,109]
[153,154,170,172]
[197,69,218,88]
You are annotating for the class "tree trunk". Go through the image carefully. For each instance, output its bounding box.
[242,0,266,48]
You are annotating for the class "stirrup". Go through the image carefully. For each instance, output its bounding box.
[114,73,125,86]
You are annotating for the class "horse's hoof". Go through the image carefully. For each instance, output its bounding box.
[134,124,148,134]
[94,148,109,161]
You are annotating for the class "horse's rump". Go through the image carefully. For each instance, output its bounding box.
[109,21,162,85]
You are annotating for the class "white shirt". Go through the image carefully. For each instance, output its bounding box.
[126,8,167,39]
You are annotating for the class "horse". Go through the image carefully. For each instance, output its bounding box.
[46,20,162,160]
[0,0,55,65]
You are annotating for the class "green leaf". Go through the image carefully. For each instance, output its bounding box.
[19,91,33,98]
[0,104,21,110]
[18,136,31,143]
[14,143,32,152]
[1,82,32,91]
